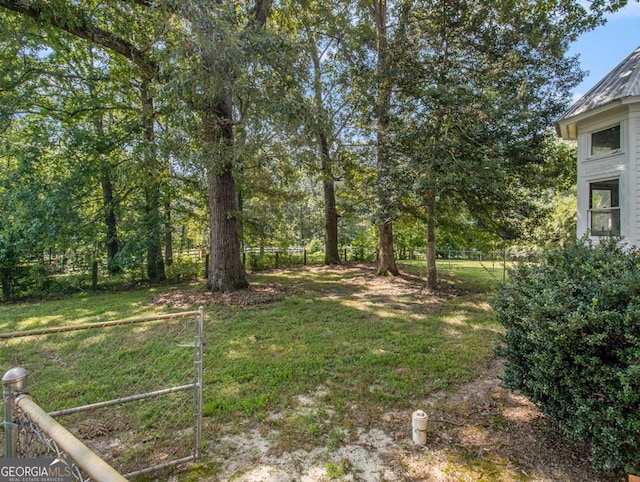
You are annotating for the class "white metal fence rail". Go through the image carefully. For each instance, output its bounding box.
[0,308,205,479]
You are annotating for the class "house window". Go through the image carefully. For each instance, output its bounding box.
[591,125,621,155]
[589,179,620,236]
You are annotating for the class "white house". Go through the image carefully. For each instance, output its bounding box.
[556,46,640,245]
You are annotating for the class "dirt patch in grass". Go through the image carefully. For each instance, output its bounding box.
[193,359,618,481]
[346,265,475,299]
[149,283,297,309]
[283,262,476,298]
[398,358,613,481]
[149,262,471,310]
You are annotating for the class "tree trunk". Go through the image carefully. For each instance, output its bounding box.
[1,268,11,302]
[207,167,248,291]
[197,0,272,291]
[140,81,165,282]
[204,94,248,292]
[321,136,340,265]
[144,187,164,281]
[93,103,121,275]
[373,0,399,277]
[165,200,173,267]
[323,175,340,264]
[100,173,121,274]
[309,33,340,266]
[91,260,98,290]
[426,189,437,289]
[377,221,399,275]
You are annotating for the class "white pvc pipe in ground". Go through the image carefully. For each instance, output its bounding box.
[412,409,428,445]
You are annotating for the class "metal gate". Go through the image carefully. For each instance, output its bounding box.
[1,307,204,479]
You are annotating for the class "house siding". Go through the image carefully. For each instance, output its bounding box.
[632,106,640,245]
[555,46,640,247]
[576,110,629,244]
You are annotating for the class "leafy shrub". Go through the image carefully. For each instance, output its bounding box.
[245,253,274,271]
[10,264,90,300]
[166,257,202,282]
[494,238,640,473]
[306,239,324,256]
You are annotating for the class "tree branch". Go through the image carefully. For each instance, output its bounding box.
[125,0,154,6]
[254,0,273,27]
[0,0,157,78]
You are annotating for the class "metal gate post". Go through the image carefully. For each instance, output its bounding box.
[3,367,28,457]
[194,306,204,460]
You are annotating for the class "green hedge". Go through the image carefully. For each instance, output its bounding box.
[494,238,640,474]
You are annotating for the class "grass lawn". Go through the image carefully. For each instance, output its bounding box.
[201,260,502,422]
[0,260,513,479]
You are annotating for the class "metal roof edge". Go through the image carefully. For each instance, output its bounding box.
[556,46,640,129]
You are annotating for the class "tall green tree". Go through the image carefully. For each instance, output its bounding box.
[0,17,99,298]
[59,45,136,276]
[0,0,280,291]
[0,114,85,300]
[0,13,169,281]
[272,0,365,265]
[389,0,622,288]
[370,0,400,276]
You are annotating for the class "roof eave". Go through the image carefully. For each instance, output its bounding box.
[555,98,627,140]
